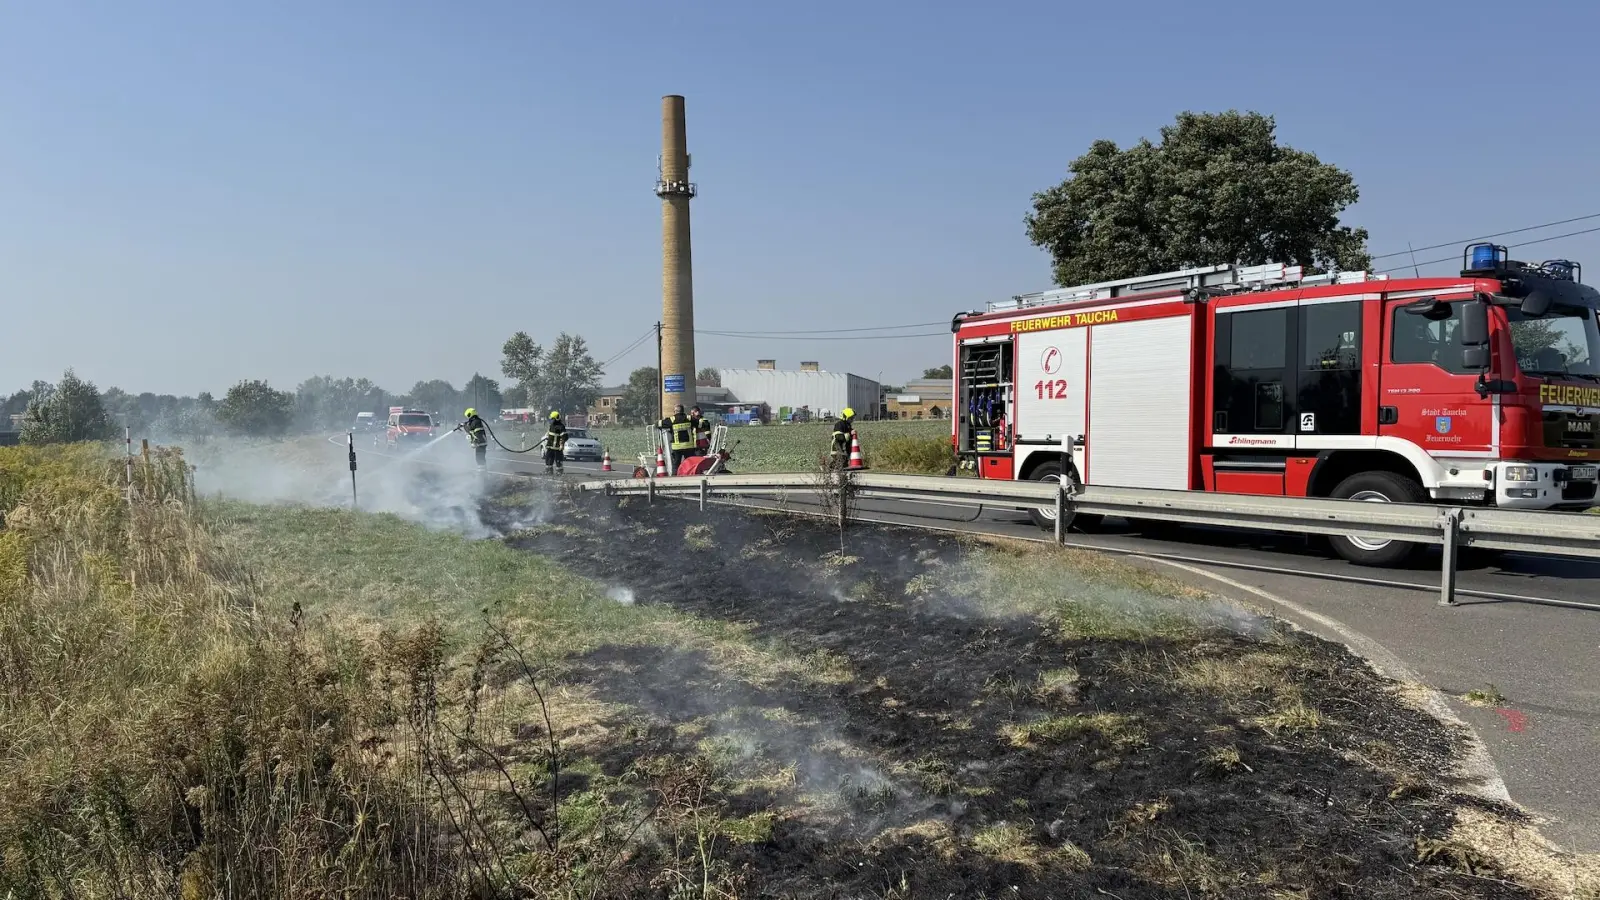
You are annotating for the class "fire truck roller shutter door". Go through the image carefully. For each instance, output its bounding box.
[1016,329,1088,458]
[1085,314,1194,490]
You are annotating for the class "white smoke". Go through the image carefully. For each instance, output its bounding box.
[187,434,546,538]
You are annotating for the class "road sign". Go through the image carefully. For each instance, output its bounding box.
[663,374,685,392]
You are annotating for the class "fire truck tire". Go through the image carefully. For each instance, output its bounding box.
[1327,471,1426,567]
[1025,462,1102,532]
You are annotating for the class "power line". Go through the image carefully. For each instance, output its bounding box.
[1371,212,1600,260]
[598,328,656,368]
[695,329,947,341]
[1375,224,1600,275]
[703,321,947,336]
[668,215,1600,344]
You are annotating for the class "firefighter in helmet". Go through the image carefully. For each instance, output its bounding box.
[830,407,855,469]
[688,405,712,457]
[542,410,568,475]
[658,404,695,471]
[460,408,488,470]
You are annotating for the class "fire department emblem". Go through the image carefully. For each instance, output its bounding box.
[1435,416,1453,434]
[1041,346,1062,375]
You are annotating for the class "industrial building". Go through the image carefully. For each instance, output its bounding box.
[586,384,736,426]
[884,378,954,419]
[720,362,881,422]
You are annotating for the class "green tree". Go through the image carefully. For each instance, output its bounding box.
[921,365,953,380]
[500,332,543,390]
[294,376,385,431]
[402,380,460,418]
[216,379,295,437]
[99,387,139,431]
[1025,110,1371,288]
[101,389,189,436]
[614,366,661,426]
[500,331,603,417]
[20,370,116,445]
[158,399,218,440]
[501,383,528,409]
[461,373,504,420]
[2,388,35,420]
[697,366,721,387]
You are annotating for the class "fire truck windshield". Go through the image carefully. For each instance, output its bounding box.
[397,414,432,427]
[1507,302,1600,380]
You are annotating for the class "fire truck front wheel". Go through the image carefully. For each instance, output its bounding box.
[1327,471,1426,567]
[1026,462,1102,532]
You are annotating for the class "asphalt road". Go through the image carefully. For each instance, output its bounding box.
[360,435,1600,854]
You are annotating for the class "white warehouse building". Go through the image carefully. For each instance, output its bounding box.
[720,363,881,421]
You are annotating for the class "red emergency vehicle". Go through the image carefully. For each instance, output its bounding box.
[385,407,437,448]
[951,243,1600,567]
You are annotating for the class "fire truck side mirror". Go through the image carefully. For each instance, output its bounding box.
[1459,299,1490,348]
[1519,289,1553,318]
[1459,298,1491,372]
[1403,297,1453,321]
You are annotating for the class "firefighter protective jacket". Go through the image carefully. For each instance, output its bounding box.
[660,413,695,452]
[543,420,567,450]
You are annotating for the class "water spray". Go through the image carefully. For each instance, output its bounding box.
[420,430,461,452]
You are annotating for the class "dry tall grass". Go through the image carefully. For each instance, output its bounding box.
[0,444,757,900]
[0,444,441,897]
[869,434,956,475]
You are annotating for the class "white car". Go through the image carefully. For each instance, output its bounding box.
[562,428,604,462]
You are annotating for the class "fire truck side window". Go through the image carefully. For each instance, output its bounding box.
[1391,304,1473,374]
[1297,301,1363,434]
[1213,308,1290,434]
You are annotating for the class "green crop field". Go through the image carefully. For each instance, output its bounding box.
[586,418,952,474]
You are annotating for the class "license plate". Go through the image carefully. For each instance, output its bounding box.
[1570,466,1598,481]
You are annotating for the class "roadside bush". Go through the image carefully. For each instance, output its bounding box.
[871,433,955,474]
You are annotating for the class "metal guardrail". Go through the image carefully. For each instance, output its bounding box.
[575,472,1600,607]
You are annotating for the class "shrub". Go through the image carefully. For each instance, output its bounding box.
[871,434,955,474]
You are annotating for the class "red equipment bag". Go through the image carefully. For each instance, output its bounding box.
[677,455,718,477]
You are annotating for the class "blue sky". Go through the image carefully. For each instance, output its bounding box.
[4,0,1598,397]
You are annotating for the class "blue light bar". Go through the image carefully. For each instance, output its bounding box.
[1462,242,1510,276]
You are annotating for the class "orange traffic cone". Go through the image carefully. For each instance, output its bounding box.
[655,445,667,478]
[847,431,865,470]
[601,449,612,472]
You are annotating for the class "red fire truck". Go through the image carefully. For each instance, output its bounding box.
[950,243,1600,567]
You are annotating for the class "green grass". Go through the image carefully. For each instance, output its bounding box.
[587,418,950,474]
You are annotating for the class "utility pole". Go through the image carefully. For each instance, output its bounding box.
[656,320,664,420]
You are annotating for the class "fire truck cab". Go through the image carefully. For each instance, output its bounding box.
[951,243,1600,567]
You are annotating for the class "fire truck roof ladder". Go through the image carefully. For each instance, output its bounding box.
[990,262,1383,313]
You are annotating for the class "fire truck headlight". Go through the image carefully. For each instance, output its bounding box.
[1503,466,1538,483]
